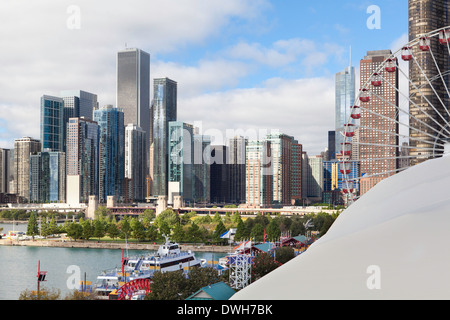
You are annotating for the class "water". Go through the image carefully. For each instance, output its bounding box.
[0,223,227,300]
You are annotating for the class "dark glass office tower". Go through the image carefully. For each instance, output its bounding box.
[94,105,125,203]
[409,0,450,164]
[66,117,99,204]
[40,95,64,152]
[117,48,151,159]
[152,78,177,196]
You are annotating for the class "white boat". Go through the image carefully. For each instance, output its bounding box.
[93,236,206,299]
[124,236,205,273]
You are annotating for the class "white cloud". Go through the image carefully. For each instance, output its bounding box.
[0,0,269,148]
[151,59,252,98]
[179,77,335,155]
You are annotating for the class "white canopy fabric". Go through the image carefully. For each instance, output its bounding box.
[232,156,450,300]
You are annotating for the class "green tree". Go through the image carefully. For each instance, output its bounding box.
[212,212,221,223]
[275,246,296,264]
[119,216,131,240]
[146,270,188,300]
[94,206,110,219]
[146,225,158,242]
[234,219,248,242]
[186,222,201,243]
[66,222,83,240]
[172,224,185,243]
[131,219,146,242]
[250,223,264,242]
[155,209,180,229]
[40,217,50,237]
[319,214,334,237]
[93,219,106,239]
[213,220,227,243]
[184,267,227,296]
[266,219,281,242]
[290,217,306,236]
[252,252,279,280]
[48,216,59,235]
[26,212,39,239]
[106,222,120,240]
[231,211,241,225]
[81,219,94,240]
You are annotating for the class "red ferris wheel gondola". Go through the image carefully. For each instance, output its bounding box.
[439,29,450,44]
[342,181,354,194]
[385,58,396,72]
[340,162,351,175]
[341,142,351,156]
[359,89,370,102]
[371,73,382,87]
[350,105,360,119]
[344,124,355,137]
[401,47,412,61]
[419,37,430,51]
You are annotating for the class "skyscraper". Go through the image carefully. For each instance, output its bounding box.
[306,155,324,199]
[193,133,211,204]
[117,48,151,164]
[125,123,147,201]
[13,137,41,200]
[359,50,399,195]
[0,148,12,194]
[40,95,64,152]
[265,133,302,205]
[29,151,66,203]
[210,145,229,204]
[335,66,355,156]
[94,105,125,203]
[245,140,273,208]
[167,121,194,204]
[152,78,177,196]
[408,0,450,164]
[61,90,98,120]
[66,117,99,204]
[227,136,247,204]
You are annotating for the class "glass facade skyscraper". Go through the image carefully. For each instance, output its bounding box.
[61,90,98,120]
[125,124,147,201]
[40,95,64,152]
[66,117,99,204]
[168,121,194,203]
[29,151,66,203]
[193,134,211,203]
[227,136,247,204]
[117,48,150,164]
[152,78,177,196]
[94,105,125,203]
[335,66,355,156]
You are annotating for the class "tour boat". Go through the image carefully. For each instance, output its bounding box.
[93,236,206,299]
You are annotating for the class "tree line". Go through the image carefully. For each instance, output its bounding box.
[25,206,340,244]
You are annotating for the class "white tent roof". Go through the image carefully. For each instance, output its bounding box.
[232,156,450,299]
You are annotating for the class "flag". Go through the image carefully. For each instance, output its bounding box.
[220,230,231,239]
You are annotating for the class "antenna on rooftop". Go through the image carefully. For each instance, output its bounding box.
[349,45,352,67]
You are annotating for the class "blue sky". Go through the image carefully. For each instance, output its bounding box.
[0,0,409,154]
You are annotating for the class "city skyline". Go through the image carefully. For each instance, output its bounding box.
[0,1,408,156]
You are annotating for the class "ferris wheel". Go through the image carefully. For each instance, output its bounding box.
[341,26,450,205]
